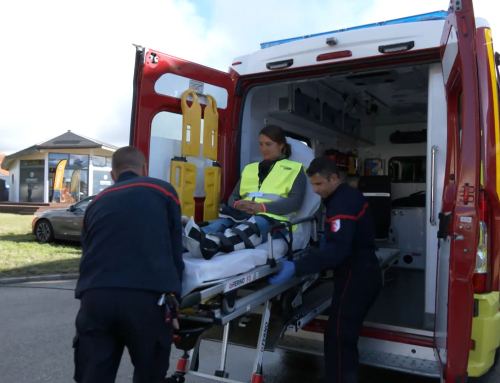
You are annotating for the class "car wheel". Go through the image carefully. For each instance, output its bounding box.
[35,220,55,243]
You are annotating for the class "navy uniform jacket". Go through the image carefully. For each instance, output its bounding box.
[294,183,379,276]
[75,171,184,299]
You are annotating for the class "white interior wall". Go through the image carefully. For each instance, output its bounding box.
[424,63,448,317]
[241,84,356,172]
[242,85,428,201]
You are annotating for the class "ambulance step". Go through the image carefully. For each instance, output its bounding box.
[287,281,333,332]
[360,349,440,378]
[201,312,285,352]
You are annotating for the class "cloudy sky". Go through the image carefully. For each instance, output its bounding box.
[0,0,498,155]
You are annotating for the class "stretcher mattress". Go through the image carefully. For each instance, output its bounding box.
[182,238,298,297]
[181,242,401,297]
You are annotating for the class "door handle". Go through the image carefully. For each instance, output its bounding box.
[430,145,438,225]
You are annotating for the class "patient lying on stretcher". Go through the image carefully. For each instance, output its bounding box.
[183,125,306,260]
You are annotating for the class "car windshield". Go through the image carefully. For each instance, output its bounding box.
[75,197,94,211]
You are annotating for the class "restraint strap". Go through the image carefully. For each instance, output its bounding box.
[231,228,255,249]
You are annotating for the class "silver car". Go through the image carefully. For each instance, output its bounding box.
[32,196,95,243]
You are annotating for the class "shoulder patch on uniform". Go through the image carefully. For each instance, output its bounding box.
[331,219,341,233]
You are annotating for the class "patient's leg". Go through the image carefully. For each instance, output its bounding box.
[184,216,273,260]
[201,218,235,234]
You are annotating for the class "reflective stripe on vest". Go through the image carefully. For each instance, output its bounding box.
[239,159,303,223]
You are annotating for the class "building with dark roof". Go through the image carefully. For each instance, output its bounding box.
[1,131,118,203]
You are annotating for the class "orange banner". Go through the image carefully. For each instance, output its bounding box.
[70,169,80,195]
[53,159,67,191]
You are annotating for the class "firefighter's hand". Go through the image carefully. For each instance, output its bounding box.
[173,318,180,330]
[269,261,295,284]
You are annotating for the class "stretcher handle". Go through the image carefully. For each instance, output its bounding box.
[266,215,318,233]
[180,291,202,309]
[267,215,318,261]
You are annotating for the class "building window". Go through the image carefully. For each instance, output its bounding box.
[93,169,113,195]
[69,154,89,167]
[60,169,88,203]
[92,156,112,168]
[19,160,45,203]
[48,153,69,168]
[48,152,89,203]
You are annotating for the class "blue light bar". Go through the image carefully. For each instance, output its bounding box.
[260,10,448,49]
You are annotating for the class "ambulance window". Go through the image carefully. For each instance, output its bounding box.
[149,111,212,198]
[458,92,463,153]
[154,73,228,109]
[388,156,426,183]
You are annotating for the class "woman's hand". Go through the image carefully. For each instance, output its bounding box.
[235,201,250,211]
[245,201,264,215]
[236,201,264,215]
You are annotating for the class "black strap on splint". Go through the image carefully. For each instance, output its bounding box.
[231,228,255,249]
[210,232,233,249]
[231,220,261,249]
[241,221,260,238]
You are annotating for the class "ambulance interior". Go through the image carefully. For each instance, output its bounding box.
[240,62,446,332]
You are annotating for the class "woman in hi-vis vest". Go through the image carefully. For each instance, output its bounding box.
[183,125,307,260]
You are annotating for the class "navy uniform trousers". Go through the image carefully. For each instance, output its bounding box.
[73,288,173,383]
[324,262,382,383]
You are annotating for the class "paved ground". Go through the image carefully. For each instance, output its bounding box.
[0,280,498,383]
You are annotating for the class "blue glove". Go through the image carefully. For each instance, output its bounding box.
[269,260,296,284]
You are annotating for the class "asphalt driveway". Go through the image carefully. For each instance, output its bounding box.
[0,280,497,383]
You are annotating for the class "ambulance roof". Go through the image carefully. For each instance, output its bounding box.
[260,11,448,49]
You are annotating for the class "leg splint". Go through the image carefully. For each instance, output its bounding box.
[183,217,263,260]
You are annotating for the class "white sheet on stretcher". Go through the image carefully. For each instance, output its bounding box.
[181,236,307,297]
[181,237,401,297]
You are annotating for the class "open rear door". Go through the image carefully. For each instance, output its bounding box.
[436,1,480,381]
[129,47,238,218]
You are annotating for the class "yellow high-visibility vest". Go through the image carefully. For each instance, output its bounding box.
[239,159,303,223]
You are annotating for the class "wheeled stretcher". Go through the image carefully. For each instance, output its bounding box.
[168,91,400,382]
[171,216,400,383]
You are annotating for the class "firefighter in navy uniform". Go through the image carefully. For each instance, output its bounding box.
[73,146,184,383]
[270,156,382,383]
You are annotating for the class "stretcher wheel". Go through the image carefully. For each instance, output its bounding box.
[222,291,237,314]
[222,297,236,314]
[170,375,185,383]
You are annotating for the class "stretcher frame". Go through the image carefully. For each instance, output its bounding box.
[172,216,319,383]
[171,215,401,383]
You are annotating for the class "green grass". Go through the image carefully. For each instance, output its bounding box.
[0,214,81,278]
